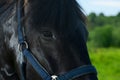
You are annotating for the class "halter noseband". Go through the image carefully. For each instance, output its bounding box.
[17,0,97,80]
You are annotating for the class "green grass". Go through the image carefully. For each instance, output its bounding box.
[88,48,120,80]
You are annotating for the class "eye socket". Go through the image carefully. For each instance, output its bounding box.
[41,31,55,40]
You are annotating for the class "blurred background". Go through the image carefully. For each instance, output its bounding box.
[77,0,120,80]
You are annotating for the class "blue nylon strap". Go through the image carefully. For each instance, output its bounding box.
[17,1,25,44]
[22,49,51,80]
[20,64,25,80]
[21,48,97,80]
[17,1,51,80]
[57,65,97,80]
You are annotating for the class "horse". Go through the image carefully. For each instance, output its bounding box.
[0,0,98,80]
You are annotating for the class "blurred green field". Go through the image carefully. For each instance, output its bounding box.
[88,48,120,80]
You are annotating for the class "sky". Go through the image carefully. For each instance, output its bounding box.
[77,0,120,16]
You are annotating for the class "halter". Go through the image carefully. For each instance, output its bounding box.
[17,0,97,80]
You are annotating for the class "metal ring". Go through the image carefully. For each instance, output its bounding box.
[18,41,28,52]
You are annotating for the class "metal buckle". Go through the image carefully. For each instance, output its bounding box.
[18,41,28,52]
[51,75,58,80]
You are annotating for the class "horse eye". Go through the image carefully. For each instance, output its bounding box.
[41,31,55,40]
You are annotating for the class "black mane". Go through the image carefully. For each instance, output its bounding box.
[28,0,86,27]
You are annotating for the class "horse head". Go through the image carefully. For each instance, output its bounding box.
[0,0,98,80]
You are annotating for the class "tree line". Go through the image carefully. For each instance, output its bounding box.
[87,12,120,47]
